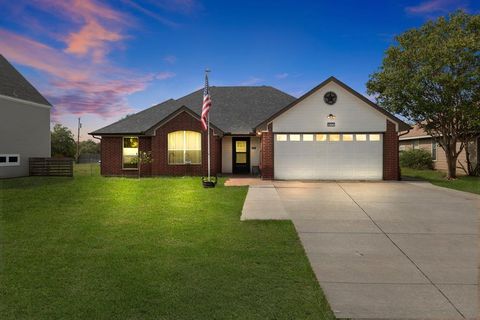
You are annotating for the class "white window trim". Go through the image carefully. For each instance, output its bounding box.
[0,154,20,167]
[122,136,139,170]
[168,131,202,165]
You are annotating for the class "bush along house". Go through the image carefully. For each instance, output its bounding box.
[90,77,410,180]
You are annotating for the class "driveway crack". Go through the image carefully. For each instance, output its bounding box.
[336,182,466,319]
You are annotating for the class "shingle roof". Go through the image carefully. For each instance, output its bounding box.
[90,86,296,135]
[0,54,51,106]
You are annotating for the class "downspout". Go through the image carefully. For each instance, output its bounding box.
[397,129,411,180]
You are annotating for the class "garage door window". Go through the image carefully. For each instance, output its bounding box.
[356,134,367,141]
[276,134,287,142]
[289,134,301,141]
[303,134,314,141]
[342,134,353,141]
[329,134,340,142]
[369,134,381,141]
[316,134,327,141]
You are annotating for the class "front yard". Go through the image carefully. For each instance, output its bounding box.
[401,167,480,195]
[0,165,334,319]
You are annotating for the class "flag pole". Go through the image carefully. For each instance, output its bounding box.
[207,112,210,181]
[206,69,211,181]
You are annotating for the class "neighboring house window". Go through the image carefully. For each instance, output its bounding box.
[412,139,419,149]
[123,137,139,169]
[432,141,437,161]
[0,154,20,166]
[168,131,202,165]
[399,144,406,151]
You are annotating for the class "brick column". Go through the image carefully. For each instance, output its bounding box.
[383,120,400,180]
[261,123,274,180]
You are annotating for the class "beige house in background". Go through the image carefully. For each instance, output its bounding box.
[399,124,479,174]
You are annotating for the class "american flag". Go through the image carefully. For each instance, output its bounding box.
[201,72,211,131]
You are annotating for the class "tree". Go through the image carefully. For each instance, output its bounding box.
[367,11,480,179]
[79,140,100,155]
[132,151,153,178]
[51,124,76,158]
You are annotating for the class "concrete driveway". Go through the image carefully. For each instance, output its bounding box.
[241,181,479,319]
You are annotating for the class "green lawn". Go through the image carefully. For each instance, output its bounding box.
[0,164,334,319]
[401,167,480,195]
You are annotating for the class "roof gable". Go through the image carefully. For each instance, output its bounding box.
[255,76,410,131]
[0,54,51,107]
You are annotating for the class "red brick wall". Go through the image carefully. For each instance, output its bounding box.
[100,136,152,176]
[150,111,221,176]
[260,123,274,180]
[101,137,123,176]
[100,111,221,177]
[383,120,400,180]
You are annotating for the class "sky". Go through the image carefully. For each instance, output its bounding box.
[1,0,478,140]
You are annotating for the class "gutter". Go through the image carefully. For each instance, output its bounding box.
[398,129,411,138]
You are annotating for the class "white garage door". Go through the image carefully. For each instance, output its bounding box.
[274,133,383,180]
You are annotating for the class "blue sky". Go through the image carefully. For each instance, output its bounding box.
[0,0,477,138]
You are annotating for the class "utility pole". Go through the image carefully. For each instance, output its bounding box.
[77,117,81,163]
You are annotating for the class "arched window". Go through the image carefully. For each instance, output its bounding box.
[168,131,202,164]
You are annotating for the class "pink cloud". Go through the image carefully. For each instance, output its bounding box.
[24,0,128,62]
[1,0,176,123]
[405,0,468,14]
[0,29,171,119]
[0,29,89,81]
[64,19,123,62]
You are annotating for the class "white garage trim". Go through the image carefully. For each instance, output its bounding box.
[274,133,383,180]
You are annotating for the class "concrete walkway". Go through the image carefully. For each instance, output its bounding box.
[240,185,289,220]
[242,181,479,319]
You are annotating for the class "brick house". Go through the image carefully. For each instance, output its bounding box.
[90,77,410,180]
[399,124,480,174]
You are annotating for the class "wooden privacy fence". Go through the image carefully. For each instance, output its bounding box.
[29,158,74,177]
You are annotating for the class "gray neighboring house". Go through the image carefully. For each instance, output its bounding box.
[0,54,51,178]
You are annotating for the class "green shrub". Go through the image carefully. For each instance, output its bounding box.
[400,149,434,169]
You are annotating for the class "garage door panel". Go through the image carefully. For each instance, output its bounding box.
[274,134,383,180]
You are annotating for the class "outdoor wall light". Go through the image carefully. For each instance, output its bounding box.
[327,114,336,120]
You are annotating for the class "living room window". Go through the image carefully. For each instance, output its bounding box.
[123,137,139,169]
[168,131,202,165]
[432,141,437,161]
